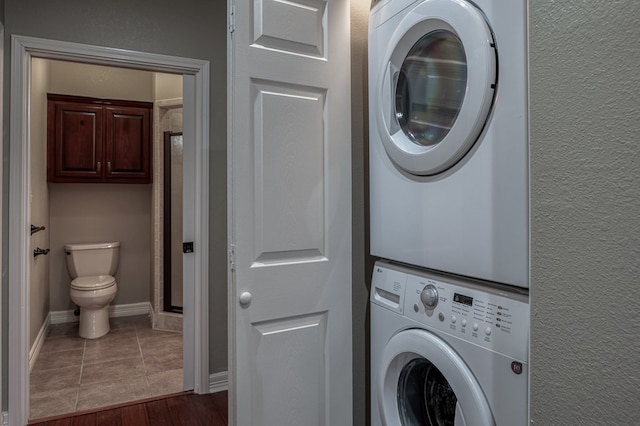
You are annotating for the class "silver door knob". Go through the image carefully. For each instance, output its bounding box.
[239,291,252,308]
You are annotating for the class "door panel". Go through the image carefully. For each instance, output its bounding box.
[229,0,352,424]
[104,106,151,180]
[254,0,326,56]
[52,103,103,179]
[252,80,326,265]
[251,312,328,425]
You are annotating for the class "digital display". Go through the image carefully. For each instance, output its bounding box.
[453,293,473,306]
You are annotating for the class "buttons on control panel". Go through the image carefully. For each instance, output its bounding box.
[377,263,528,361]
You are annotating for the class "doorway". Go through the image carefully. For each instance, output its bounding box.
[8,36,210,425]
[27,58,187,419]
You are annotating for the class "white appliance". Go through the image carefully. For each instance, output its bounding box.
[371,261,529,425]
[369,0,529,287]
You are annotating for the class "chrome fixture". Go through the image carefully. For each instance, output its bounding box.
[33,248,50,258]
[31,224,46,235]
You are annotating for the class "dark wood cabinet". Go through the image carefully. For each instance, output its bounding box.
[47,94,153,183]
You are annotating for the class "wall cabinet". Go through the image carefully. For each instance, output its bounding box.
[47,94,153,183]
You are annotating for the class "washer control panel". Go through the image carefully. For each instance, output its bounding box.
[371,261,529,361]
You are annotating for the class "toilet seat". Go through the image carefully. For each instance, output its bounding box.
[71,275,116,291]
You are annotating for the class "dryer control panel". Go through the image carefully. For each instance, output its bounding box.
[371,261,529,362]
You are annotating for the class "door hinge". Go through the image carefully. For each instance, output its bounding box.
[229,244,236,271]
[229,3,235,34]
[2,411,8,426]
[183,242,194,253]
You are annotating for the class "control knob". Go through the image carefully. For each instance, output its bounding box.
[420,284,439,309]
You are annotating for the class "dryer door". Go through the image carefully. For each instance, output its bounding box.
[378,329,494,425]
[376,0,496,175]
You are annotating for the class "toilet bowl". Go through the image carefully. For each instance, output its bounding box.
[65,242,120,339]
[70,275,118,339]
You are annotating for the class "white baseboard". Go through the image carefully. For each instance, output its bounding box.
[29,313,51,372]
[50,301,152,325]
[209,371,229,393]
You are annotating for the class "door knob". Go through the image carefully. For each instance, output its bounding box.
[239,291,252,308]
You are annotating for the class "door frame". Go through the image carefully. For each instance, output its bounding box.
[8,35,210,424]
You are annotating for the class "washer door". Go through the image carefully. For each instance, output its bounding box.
[378,329,494,426]
[376,0,496,175]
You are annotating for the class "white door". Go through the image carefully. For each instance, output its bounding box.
[228,0,353,424]
[379,330,493,426]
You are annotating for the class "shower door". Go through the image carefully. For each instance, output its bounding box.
[163,131,183,313]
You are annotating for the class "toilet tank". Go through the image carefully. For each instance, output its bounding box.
[64,242,120,279]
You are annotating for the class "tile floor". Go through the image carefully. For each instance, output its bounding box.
[29,315,183,421]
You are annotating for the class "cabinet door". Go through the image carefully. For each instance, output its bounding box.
[48,101,104,182]
[104,106,152,183]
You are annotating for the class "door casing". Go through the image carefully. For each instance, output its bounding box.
[7,35,210,424]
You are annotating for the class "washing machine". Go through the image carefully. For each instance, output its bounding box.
[369,0,529,288]
[371,261,529,425]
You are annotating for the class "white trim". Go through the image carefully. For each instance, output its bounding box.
[9,34,32,426]
[50,302,152,325]
[8,35,211,426]
[29,314,51,372]
[0,21,4,416]
[209,371,229,393]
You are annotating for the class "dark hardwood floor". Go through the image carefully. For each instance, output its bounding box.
[28,391,228,426]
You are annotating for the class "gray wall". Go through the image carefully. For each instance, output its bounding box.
[530,0,640,423]
[2,0,228,403]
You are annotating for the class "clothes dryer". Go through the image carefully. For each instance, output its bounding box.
[369,0,529,287]
[371,261,529,425]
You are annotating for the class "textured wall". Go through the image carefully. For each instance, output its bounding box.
[530,0,640,423]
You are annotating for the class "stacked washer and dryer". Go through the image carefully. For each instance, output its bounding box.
[368,0,530,424]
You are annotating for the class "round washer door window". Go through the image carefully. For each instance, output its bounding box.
[398,358,458,425]
[376,0,496,175]
[377,329,494,426]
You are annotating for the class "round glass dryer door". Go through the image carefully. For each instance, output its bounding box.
[378,329,494,426]
[376,0,496,175]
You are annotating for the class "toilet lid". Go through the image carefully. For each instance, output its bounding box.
[71,275,116,291]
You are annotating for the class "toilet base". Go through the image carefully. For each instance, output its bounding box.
[78,306,111,339]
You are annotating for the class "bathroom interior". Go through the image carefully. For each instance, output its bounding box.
[28,57,187,419]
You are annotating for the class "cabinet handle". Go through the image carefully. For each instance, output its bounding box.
[107,161,112,174]
[97,161,101,173]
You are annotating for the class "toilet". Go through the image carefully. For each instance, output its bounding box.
[64,242,120,339]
